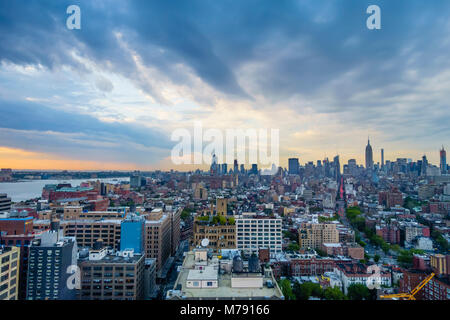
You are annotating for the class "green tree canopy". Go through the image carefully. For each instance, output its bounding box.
[347,284,370,300]
[323,286,347,300]
[278,279,296,300]
[287,242,300,252]
[293,281,323,300]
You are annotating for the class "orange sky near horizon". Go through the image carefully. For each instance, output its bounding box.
[0,147,145,171]
[2,145,441,172]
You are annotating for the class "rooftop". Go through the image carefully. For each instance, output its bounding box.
[170,250,283,300]
[79,250,143,264]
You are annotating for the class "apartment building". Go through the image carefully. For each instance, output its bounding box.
[63,219,122,250]
[0,214,36,299]
[143,209,172,272]
[235,213,282,256]
[55,206,125,220]
[334,262,391,295]
[400,269,450,300]
[298,222,339,250]
[169,208,181,256]
[0,246,20,300]
[26,229,78,300]
[321,242,365,260]
[78,247,145,300]
[191,218,236,252]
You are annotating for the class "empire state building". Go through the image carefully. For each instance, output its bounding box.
[365,139,374,170]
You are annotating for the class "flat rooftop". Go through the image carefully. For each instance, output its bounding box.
[172,251,283,299]
[79,253,143,264]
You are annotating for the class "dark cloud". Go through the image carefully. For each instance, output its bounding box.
[1,0,450,105]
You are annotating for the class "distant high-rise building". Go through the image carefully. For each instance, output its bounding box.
[381,148,384,168]
[250,164,258,175]
[288,158,300,175]
[210,153,218,175]
[222,163,228,175]
[440,146,447,174]
[365,139,374,170]
[421,155,428,176]
[130,171,142,188]
[333,155,340,181]
[240,164,245,174]
[347,159,357,176]
[233,160,238,174]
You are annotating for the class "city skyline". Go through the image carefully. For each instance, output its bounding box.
[0,143,447,172]
[0,1,449,170]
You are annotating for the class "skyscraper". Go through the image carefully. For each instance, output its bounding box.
[333,155,340,181]
[422,155,428,176]
[210,153,218,175]
[440,146,447,174]
[381,148,384,168]
[365,139,374,170]
[288,158,299,175]
[222,163,228,175]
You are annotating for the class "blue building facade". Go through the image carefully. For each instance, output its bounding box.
[120,216,145,254]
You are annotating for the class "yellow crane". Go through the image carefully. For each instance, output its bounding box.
[380,273,435,300]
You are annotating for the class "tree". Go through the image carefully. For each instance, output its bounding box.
[228,217,235,225]
[180,208,193,221]
[283,230,298,242]
[432,230,450,253]
[287,242,300,252]
[218,215,227,225]
[398,249,425,267]
[323,286,347,300]
[278,279,296,300]
[347,284,370,300]
[293,282,323,300]
[374,254,381,263]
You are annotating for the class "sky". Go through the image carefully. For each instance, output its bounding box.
[0,0,449,171]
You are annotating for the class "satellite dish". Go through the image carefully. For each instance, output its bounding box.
[201,238,210,247]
